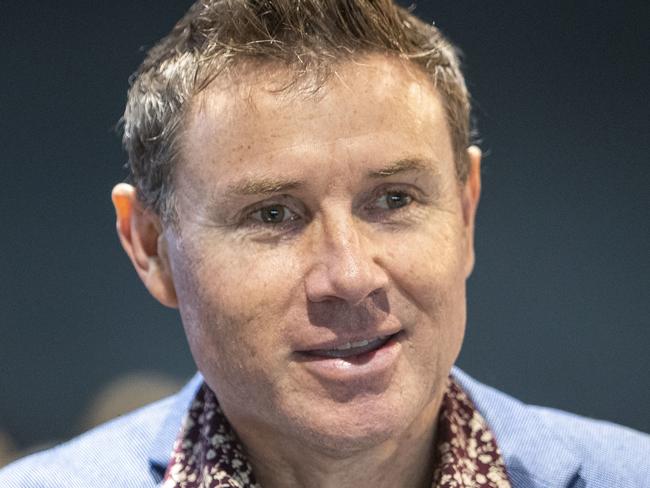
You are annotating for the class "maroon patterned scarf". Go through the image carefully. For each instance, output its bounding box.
[163,377,511,488]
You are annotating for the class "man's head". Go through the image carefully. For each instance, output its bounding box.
[121,0,472,226]
[112,0,481,461]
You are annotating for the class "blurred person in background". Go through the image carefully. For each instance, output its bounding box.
[75,372,183,433]
[0,431,18,469]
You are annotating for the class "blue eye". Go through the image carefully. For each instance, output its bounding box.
[376,191,413,210]
[251,204,298,224]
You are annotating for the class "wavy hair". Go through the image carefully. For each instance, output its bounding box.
[122,0,472,224]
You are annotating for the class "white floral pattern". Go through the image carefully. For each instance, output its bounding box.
[431,378,511,487]
[163,387,259,488]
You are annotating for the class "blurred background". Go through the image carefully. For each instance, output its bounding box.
[1,0,648,467]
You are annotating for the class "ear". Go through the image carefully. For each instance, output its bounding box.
[461,146,482,278]
[111,183,178,308]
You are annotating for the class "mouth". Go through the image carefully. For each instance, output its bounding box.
[304,334,394,359]
[295,332,403,380]
[297,331,402,361]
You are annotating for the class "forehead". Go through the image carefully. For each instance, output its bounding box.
[179,54,453,189]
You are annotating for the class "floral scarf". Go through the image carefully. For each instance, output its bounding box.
[163,377,511,488]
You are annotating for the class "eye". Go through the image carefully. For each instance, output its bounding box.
[375,191,413,210]
[250,204,299,224]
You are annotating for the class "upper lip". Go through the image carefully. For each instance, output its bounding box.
[296,329,402,352]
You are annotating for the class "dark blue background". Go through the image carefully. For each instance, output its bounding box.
[1,1,648,448]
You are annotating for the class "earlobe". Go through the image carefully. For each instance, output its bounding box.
[111,183,178,308]
[462,146,482,277]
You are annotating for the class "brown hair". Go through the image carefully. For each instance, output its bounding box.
[122,0,472,224]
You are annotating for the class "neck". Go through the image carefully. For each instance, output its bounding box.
[234,397,442,488]
[251,441,436,488]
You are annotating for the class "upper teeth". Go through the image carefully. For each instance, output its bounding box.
[334,336,386,351]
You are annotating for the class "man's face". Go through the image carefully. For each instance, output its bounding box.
[163,55,479,454]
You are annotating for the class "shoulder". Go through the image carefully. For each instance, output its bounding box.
[453,367,650,488]
[0,374,202,488]
[527,405,650,486]
[0,398,172,488]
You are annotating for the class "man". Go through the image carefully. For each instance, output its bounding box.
[1,1,647,487]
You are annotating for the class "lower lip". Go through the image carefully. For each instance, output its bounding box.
[295,333,402,382]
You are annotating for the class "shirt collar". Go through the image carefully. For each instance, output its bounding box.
[148,372,204,484]
[451,367,583,487]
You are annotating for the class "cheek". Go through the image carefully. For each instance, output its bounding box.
[384,221,468,367]
[386,220,468,310]
[169,237,301,370]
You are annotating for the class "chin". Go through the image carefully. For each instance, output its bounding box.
[283,392,428,456]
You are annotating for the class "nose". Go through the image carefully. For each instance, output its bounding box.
[304,210,389,306]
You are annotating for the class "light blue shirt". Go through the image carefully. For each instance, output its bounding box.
[1,368,648,487]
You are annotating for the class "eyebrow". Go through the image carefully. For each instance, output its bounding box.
[368,158,435,178]
[224,157,439,197]
[226,177,303,196]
